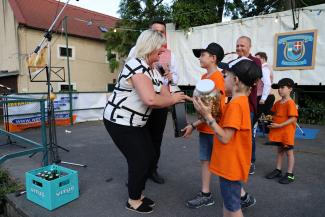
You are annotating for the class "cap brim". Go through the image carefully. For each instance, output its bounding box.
[217,62,231,71]
[192,49,204,58]
[271,83,279,89]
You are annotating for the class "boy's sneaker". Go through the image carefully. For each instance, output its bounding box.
[266,169,282,179]
[241,193,256,209]
[186,192,215,209]
[249,163,256,175]
[279,173,295,184]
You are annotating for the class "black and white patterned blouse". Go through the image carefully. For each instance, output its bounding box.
[104,58,163,127]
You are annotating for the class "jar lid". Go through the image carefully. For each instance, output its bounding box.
[195,79,215,95]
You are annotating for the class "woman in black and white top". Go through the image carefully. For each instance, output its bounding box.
[103,30,186,214]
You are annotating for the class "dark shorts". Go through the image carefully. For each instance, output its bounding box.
[270,142,294,151]
[219,177,242,212]
[199,132,214,161]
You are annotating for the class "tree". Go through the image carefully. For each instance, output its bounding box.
[171,0,225,30]
[225,0,325,19]
[105,0,171,61]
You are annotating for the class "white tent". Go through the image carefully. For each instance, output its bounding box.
[167,4,325,86]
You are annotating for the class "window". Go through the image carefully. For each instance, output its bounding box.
[57,45,75,60]
[60,47,72,57]
[58,82,76,92]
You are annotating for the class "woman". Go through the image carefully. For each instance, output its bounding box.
[103,30,186,214]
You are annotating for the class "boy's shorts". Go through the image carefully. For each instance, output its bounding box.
[199,132,214,161]
[219,177,242,212]
[270,141,294,151]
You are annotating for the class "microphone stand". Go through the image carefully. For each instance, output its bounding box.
[30,0,86,167]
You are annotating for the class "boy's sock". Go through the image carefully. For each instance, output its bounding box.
[201,192,211,197]
[276,169,282,172]
[287,172,294,176]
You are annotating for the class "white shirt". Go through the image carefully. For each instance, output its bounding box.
[260,63,272,101]
[104,58,162,127]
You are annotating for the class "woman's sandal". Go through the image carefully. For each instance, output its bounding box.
[142,197,155,207]
[126,201,153,214]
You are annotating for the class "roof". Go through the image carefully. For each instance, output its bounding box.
[8,0,119,41]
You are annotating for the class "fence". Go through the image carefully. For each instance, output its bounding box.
[0,96,48,165]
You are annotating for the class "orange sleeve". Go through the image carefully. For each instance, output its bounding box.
[288,100,298,117]
[271,101,277,113]
[222,102,242,130]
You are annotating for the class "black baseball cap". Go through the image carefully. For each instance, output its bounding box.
[218,57,262,87]
[193,43,224,63]
[271,78,295,89]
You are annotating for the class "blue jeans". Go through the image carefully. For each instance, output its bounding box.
[250,112,256,163]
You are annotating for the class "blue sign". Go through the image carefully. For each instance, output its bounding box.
[274,30,317,70]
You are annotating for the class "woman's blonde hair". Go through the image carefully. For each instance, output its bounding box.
[133,29,166,61]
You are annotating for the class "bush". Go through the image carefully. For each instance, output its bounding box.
[0,169,21,213]
[298,95,325,125]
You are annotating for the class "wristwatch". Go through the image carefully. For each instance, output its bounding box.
[207,119,216,126]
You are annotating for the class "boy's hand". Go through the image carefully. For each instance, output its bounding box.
[268,123,282,128]
[193,96,211,118]
[181,125,193,138]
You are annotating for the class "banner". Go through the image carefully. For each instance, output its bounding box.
[274,29,317,70]
[5,93,108,132]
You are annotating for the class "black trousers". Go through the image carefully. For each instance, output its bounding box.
[145,108,169,174]
[257,94,276,119]
[104,119,156,200]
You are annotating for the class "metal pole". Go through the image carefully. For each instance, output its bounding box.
[40,100,48,166]
[64,16,73,125]
[34,0,72,53]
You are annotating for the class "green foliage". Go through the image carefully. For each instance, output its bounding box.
[0,169,20,200]
[225,0,325,20]
[298,95,325,125]
[105,0,171,58]
[109,58,119,73]
[171,0,223,30]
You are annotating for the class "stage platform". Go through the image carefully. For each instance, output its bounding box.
[1,114,325,217]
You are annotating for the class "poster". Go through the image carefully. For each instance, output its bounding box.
[274,29,317,70]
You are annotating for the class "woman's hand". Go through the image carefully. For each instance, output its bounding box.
[181,124,194,138]
[192,96,211,119]
[171,92,187,104]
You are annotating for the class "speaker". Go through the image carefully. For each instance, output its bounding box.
[172,102,187,137]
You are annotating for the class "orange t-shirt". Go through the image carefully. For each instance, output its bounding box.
[269,99,298,146]
[197,70,225,134]
[209,96,252,182]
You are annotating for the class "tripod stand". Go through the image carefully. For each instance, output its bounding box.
[28,0,86,167]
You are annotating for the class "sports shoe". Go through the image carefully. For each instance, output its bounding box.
[249,163,256,175]
[241,193,256,209]
[266,169,282,179]
[186,192,215,209]
[279,173,295,184]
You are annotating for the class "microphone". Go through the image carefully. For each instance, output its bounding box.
[157,64,165,76]
[225,51,237,55]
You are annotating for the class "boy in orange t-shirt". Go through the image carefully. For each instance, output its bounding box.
[266,78,298,184]
[182,43,225,209]
[193,57,262,217]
